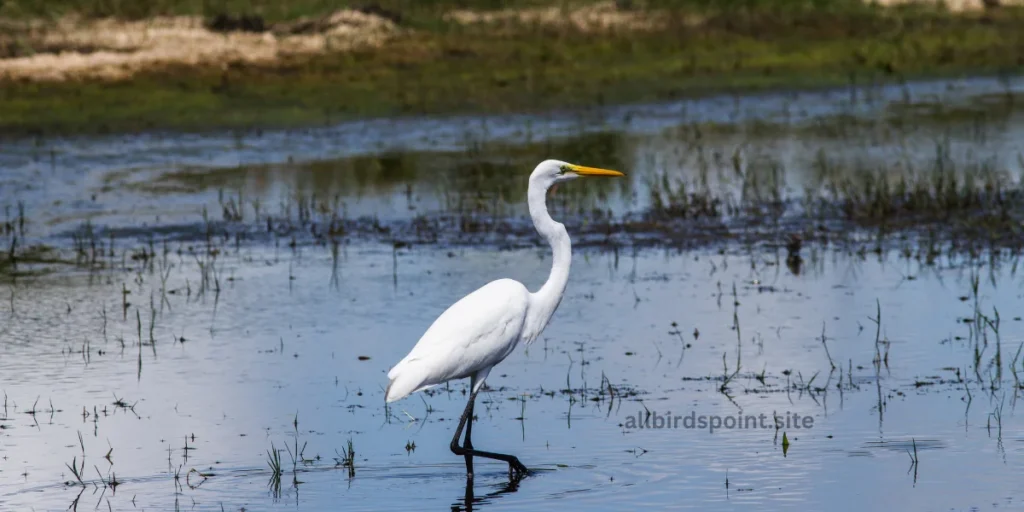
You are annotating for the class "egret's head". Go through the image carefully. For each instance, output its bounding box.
[530,159,624,189]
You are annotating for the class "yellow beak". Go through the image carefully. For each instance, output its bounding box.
[569,164,625,177]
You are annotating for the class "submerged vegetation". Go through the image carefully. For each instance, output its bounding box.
[2,0,1024,134]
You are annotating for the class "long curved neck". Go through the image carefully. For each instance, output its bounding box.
[523,179,571,343]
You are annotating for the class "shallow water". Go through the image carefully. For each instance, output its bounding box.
[2,77,1024,511]
[1,243,1022,511]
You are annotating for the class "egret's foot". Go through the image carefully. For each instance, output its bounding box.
[508,458,529,479]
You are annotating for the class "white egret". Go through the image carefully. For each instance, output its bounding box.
[385,159,624,479]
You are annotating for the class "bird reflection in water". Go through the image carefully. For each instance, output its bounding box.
[451,473,523,512]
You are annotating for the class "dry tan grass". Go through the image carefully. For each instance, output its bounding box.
[868,0,1023,10]
[443,1,683,33]
[0,10,396,82]
[2,0,1019,83]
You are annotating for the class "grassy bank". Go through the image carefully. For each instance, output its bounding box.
[1,1,1023,135]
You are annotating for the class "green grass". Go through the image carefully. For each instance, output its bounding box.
[1,2,1023,135]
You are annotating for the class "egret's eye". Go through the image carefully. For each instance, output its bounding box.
[558,165,572,174]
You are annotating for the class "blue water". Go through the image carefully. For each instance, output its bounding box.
[1,77,1023,511]
[0,243,1022,511]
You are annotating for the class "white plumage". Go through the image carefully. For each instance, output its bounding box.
[386,278,529,402]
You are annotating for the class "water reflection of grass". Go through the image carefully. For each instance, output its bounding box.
[76,97,1024,234]
[133,129,632,217]
[68,134,1024,247]
[3,1,1024,135]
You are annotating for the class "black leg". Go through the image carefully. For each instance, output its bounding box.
[450,390,477,477]
[462,473,475,512]
[464,397,474,476]
[450,390,529,479]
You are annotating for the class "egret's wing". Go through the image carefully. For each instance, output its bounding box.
[386,278,529,402]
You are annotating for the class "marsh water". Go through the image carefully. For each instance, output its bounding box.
[2,76,1024,511]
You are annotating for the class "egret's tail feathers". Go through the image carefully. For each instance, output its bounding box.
[385,370,430,403]
[386,357,427,403]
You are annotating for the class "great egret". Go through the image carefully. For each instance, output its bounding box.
[385,159,624,479]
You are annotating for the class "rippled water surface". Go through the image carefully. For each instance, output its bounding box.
[2,77,1024,511]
